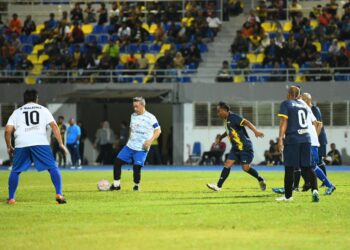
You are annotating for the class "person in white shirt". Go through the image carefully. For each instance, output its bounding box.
[206,12,222,37]
[4,89,68,204]
[110,97,161,191]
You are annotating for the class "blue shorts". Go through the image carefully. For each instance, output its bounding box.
[227,148,253,165]
[311,146,319,167]
[283,143,312,168]
[117,146,148,167]
[12,145,57,173]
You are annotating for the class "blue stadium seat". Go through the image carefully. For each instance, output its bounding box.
[22,44,33,54]
[150,44,161,53]
[128,43,139,53]
[104,25,114,33]
[188,142,201,163]
[111,34,118,42]
[86,35,97,43]
[322,41,331,52]
[98,34,109,44]
[198,43,208,53]
[19,35,29,43]
[28,34,40,44]
[269,32,276,39]
[283,32,289,40]
[179,76,192,83]
[232,53,241,62]
[140,43,149,53]
[147,35,155,42]
[92,25,104,34]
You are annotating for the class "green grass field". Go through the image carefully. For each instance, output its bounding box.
[1,170,350,250]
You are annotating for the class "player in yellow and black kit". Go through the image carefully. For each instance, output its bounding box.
[207,102,266,191]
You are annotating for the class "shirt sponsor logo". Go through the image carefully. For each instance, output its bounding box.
[298,129,309,135]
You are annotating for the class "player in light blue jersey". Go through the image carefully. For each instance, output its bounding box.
[110,97,161,191]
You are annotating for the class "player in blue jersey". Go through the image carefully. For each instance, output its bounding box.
[110,97,161,191]
[276,86,319,202]
[206,102,266,191]
[4,89,68,204]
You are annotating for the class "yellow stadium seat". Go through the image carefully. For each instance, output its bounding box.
[181,17,194,27]
[261,22,277,33]
[38,54,49,64]
[27,54,39,64]
[312,42,321,52]
[292,63,300,73]
[134,53,141,60]
[82,24,93,34]
[120,54,129,64]
[256,53,265,64]
[295,75,306,83]
[31,65,43,76]
[32,44,44,54]
[160,44,171,53]
[310,20,318,29]
[142,23,150,32]
[246,53,256,64]
[149,23,158,34]
[25,76,36,85]
[338,41,346,48]
[33,24,44,34]
[145,54,156,64]
[283,21,292,32]
[234,74,245,83]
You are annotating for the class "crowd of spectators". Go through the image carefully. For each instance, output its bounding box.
[0,1,225,84]
[218,0,350,82]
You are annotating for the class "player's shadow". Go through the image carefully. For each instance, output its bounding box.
[172,194,274,201]
[159,200,272,207]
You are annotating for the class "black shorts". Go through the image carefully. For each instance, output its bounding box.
[227,148,254,165]
[283,143,312,168]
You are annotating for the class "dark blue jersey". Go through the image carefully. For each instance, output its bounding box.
[224,112,253,151]
[311,105,328,145]
[278,99,311,144]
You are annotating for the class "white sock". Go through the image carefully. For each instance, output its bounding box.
[113,180,120,187]
[134,183,140,187]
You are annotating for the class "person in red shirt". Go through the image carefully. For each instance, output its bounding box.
[9,13,22,34]
[199,134,226,165]
[319,8,332,26]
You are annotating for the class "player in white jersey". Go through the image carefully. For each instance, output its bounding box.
[110,97,161,191]
[4,89,68,204]
[301,93,336,195]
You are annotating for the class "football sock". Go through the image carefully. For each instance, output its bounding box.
[293,169,301,189]
[318,162,327,176]
[314,166,332,188]
[8,172,20,200]
[113,180,120,187]
[246,167,263,181]
[133,165,142,184]
[48,167,63,195]
[302,167,318,191]
[217,167,230,188]
[284,166,294,199]
[113,158,124,183]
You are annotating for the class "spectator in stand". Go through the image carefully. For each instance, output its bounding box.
[241,22,254,39]
[289,0,303,19]
[138,50,149,74]
[22,15,36,36]
[126,52,138,71]
[340,16,350,39]
[188,43,201,66]
[231,30,249,54]
[173,52,185,70]
[263,39,281,65]
[327,143,342,165]
[206,12,222,37]
[46,13,58,32]
[247,10,261,26]
[154,23,165,45]
[216,60,232,82]
[71,3,84,24]
[229,0,244,16]
[9,13,22,35]
[118,22,131,47]
[61,11,70,25]
[69,22,84,44]
[155,50,173,82]
[256,0,268,22]
[84,3,96,24]
[199,134,226,165]
[131,22,149,43]
[97,3,108,25]
[103,39,119,68]
[319,8,332,26]
[109,2,120,26]
[249,33,262,52]
[58,20,70,42]
[326,0,339,17]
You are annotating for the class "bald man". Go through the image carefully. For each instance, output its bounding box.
[276,86,319,202]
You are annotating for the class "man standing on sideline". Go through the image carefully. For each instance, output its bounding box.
[276,86,319,202]
[207,102,266,192]
[51,115,67,167]
[67,118,81,169]
[4,89,67,204]
[110,97,161,191]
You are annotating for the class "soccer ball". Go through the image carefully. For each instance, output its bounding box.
[97,179,110,191]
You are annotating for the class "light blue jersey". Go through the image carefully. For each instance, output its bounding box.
[127,111,160,151]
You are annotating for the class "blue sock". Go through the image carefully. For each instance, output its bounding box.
[49,167,63,195]
[314,166,332,188]
[8,172,20,200]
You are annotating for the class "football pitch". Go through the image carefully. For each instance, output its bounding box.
[1,168,350,250]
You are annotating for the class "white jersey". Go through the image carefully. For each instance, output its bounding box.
[127,111,160,151]
[300,100,319,147]
[6,103,55,148]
